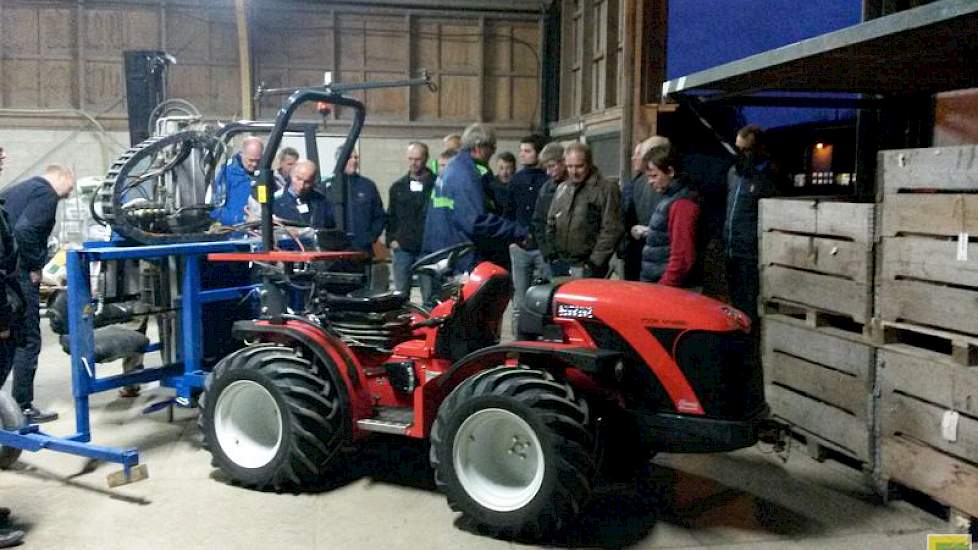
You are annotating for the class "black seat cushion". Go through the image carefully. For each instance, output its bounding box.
[59,325,150,363]
[326,289,408,313]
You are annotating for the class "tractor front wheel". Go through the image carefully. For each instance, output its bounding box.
[199,344,347,491]
[430,366,594,539]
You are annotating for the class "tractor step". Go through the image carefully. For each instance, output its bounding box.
[356,406,413,435]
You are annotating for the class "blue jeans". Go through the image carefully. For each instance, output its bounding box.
[392,247,433,304]
[509,245,549,336]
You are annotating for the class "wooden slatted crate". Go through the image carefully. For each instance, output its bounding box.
[875,146,978,365]
[763,314,877,468]
[877,344,978,520]
[760,198,876,328]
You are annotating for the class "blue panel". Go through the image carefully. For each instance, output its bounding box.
[667,0,862,128]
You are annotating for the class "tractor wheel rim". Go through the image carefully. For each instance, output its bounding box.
[452,408,545,512]
[214,380,284,469]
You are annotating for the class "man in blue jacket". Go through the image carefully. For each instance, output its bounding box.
[273,159,335,229]
[422,123,527,274]
[326,149,386,258]
[211,137,263,226]
[0,165,75,423]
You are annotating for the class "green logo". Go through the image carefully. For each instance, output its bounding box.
[928,534,972,550]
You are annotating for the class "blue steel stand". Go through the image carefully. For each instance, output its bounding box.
[0,240,258,476]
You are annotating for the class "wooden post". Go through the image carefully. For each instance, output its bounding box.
[620,0,636,184]
[234,0,253,120]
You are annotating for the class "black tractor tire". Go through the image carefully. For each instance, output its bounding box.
[430,366,595,539]
[199,344,348,491]
[0,392,25,469]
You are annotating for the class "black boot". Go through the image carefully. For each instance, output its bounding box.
[0,528,23,548]
[22,406,58,424]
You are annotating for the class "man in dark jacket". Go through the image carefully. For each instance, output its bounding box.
[387,142,434,297]
[0,152,26,550]
[509,140,559,334]
[0,165,75,423]
[272,147,299,191]
[622,136,669,280]
[546,143,623,279]
[211,137,263,226]
[724,125,777,322]
[422,123,526,274]
[273,159,335,229]
[326,149,386,257]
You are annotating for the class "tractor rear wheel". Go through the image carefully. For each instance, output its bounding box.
[430,366,594,539]
[199,344,347,491]
[0,392,25,469]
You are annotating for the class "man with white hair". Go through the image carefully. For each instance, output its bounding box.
[621,135,671,280]
[0,164,76,423]
[211,136,264,226]
[421,123,526,273]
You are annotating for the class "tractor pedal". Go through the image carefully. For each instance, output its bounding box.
[356,406,413,435]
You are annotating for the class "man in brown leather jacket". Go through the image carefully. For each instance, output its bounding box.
[545,142,624,278]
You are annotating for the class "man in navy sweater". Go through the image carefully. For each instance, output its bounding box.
[273,160,335,229]
[0,165,75,423]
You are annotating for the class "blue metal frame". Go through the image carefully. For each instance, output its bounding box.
[1,239,258,474]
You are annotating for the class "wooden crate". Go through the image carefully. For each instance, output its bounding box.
[763,314,876,466]
[878,145,978,196]
[877,344,978,519]
[876,194,978,346]
[760,199,876,325]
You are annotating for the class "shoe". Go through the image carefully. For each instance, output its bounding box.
[0,528,23,548]
[0,507,9,525]
[21,407,58,424]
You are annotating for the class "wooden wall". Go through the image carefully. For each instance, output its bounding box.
[0,0,541,133]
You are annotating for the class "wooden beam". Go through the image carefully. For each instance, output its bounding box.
[620,0,635,183]
[234,0,253,119]
[477,16,486,122]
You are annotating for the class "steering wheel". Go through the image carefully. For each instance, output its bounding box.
[410,242,475,276]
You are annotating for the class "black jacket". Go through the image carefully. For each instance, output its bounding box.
[530,177,560,255]
[0,176,59,273]
[505,166,549,228]
[274,185,335,229]
[724,156,777,259]
[0,202,22,334]
[386,170,434,254]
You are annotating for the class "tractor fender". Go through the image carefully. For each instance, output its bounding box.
[231,319,374,423]
[429,342,621,402]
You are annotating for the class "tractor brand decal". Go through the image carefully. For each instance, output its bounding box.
[556,303,594,319]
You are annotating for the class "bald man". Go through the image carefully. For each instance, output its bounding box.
[0,164,76,423]
[273,159,335,229]
[211,136,264,226]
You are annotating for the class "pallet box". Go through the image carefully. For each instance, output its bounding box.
[760,198,876,327]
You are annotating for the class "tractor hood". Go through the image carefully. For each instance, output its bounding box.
[552,280,751,333]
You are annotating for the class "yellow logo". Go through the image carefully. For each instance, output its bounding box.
[928,534,972,550]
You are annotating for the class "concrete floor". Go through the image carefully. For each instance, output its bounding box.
[0,321,958,550]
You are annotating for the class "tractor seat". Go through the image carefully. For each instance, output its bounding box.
[326,289,408,313]
[59,325,150,363]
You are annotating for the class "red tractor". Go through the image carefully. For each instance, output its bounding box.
[198,84,774,538]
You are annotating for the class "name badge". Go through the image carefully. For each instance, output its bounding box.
[297,203,310,214]
[409,180,424,192]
